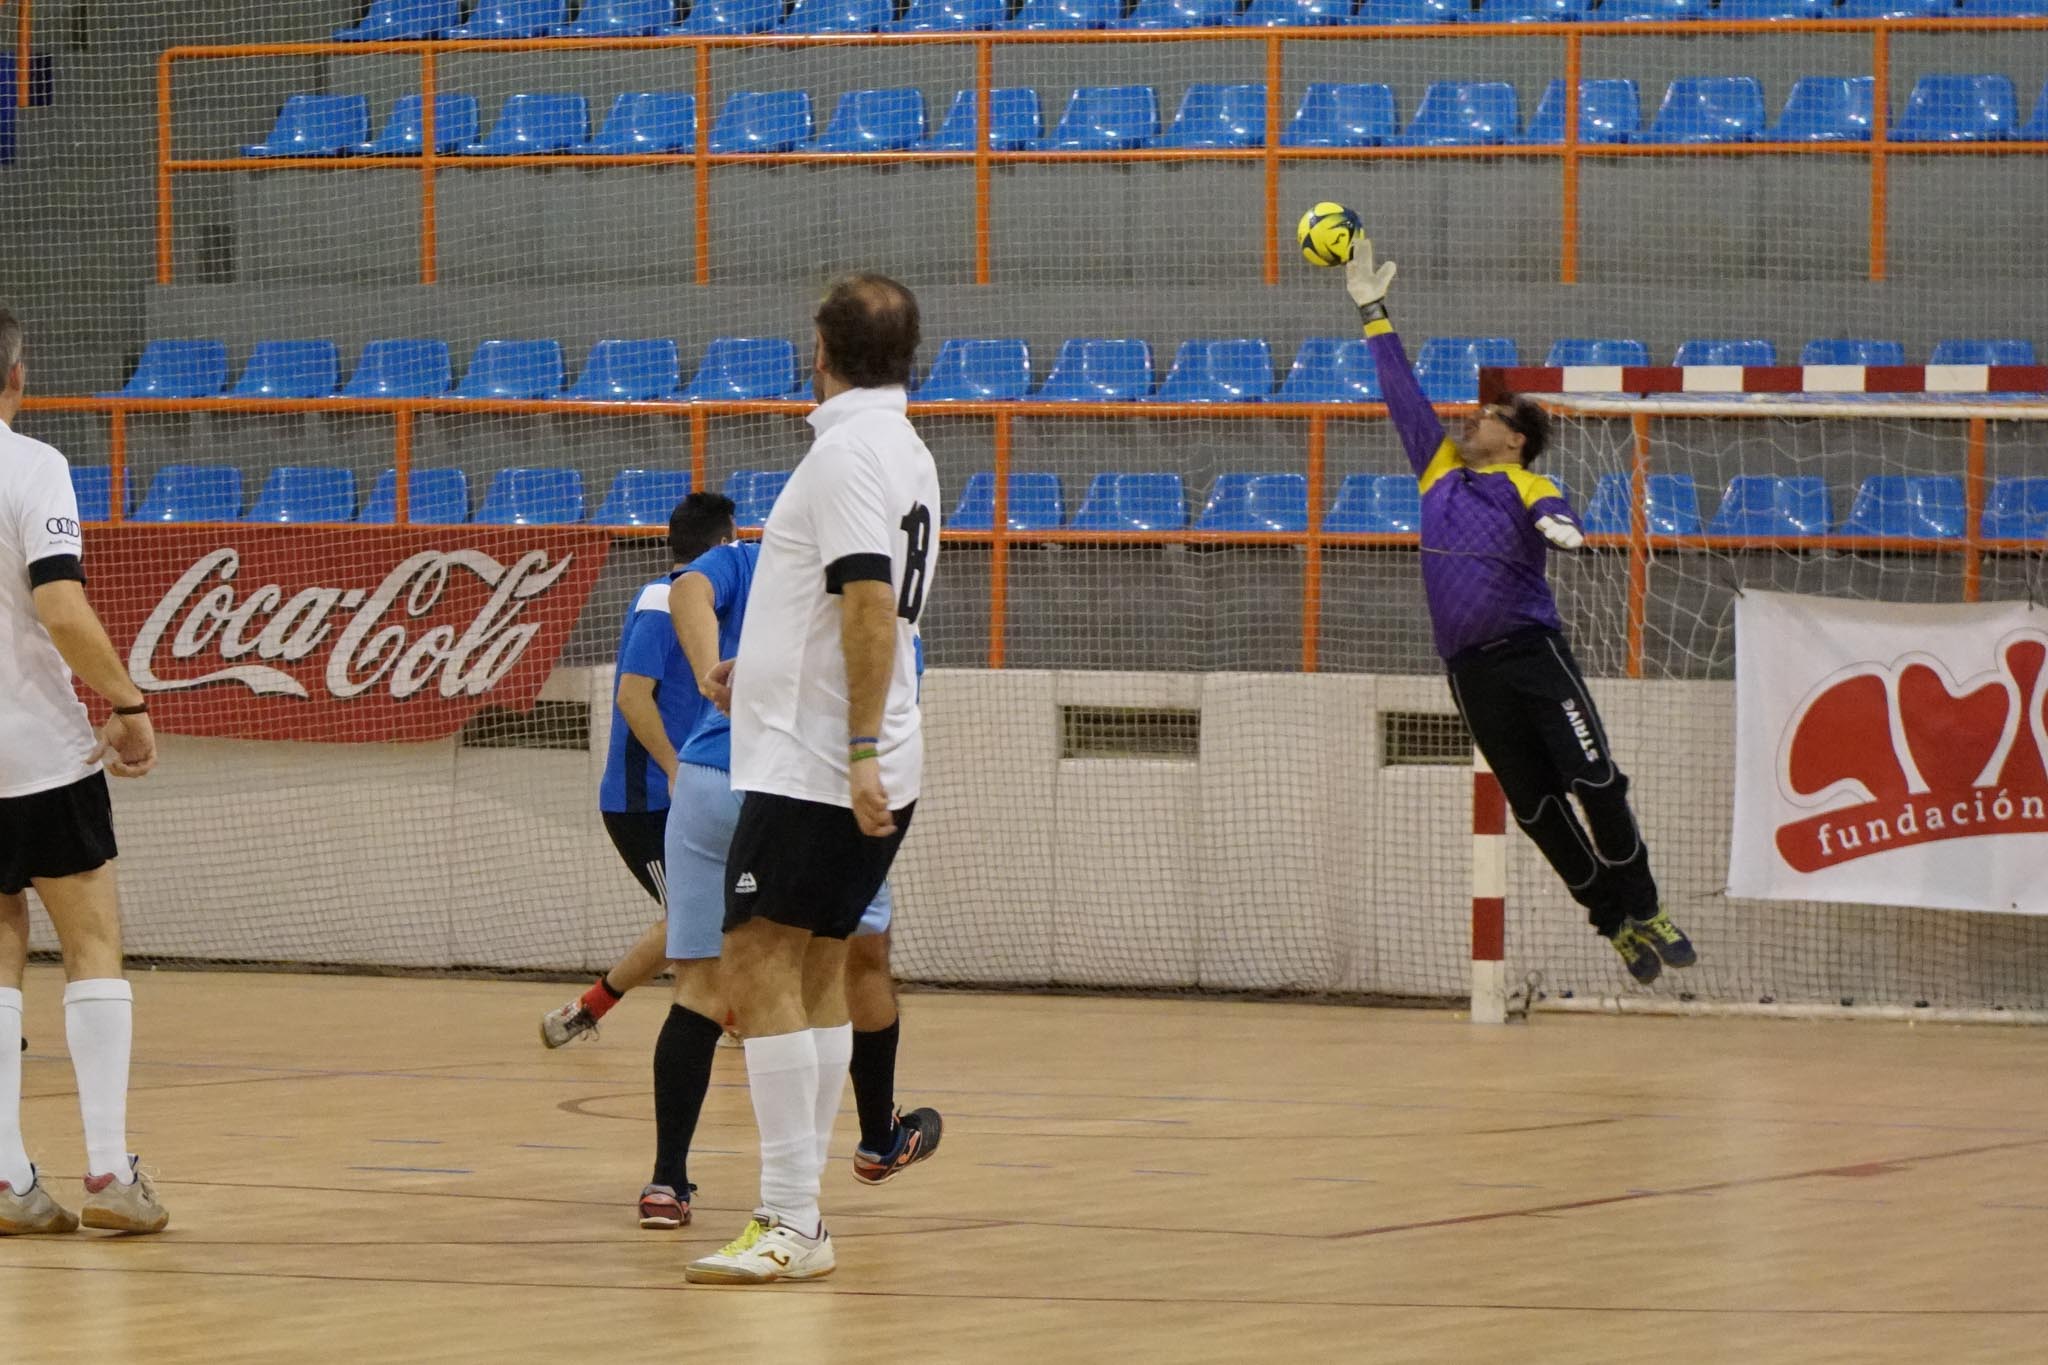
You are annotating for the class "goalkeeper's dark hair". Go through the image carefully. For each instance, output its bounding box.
[815,272,921,389]
[1500,394,1552,467]
[669,491,737,563]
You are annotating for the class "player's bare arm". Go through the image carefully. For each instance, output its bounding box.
[615,673,678,786]
[840,579,897,838]
[30,579,155,779]
[671,571,728,711]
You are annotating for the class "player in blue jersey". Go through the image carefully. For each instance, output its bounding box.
[539,493,739,1049]
[633,531,939,1232]
[1344,238,1697,985]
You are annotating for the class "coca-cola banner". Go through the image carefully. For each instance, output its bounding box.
[83,527,612,742]
[1729,591,2048,915]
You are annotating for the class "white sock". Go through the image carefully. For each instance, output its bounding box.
[63,979,133,1182]
[811,1023,853,1174]
[0,987,32,1191]
[742,1029,819,1234]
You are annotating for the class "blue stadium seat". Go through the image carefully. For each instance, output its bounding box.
[1581,473,1703,535]
[892,0,1006,26]
[335,0,462,39]
[727,469,793,527]
[1545,338,1649,367]
[1675,337,1775,365]
[246,466,358,524]
[1069,473,1188,530]
[1389,83,1522,147]
[1008,0,1122,26]
[1834,0,1947,13]
[780,0,891,31]
[1982,478,2048,540]
[565,340,683,400]
[1325,474,1420,532]
[103,340,229,398]
[1596,0,1706,17]
[1476,0,1588,20]
[343,339,453,397]
[1278,339,1381,401]
[1770,77,1877,142]
[476,469,584,525]
[667,0,783,30]
[1156,84,1265,148]
[243,95,371,157]
[949,473,1067,530]
[707,91,815,153]
[684,338,801,400]
[915,89,1043,149]
[1041,86,1160,148]
[1710,0,1825,16]
[1282,83,1398,147]
[361,94,480,155]
[1801,338,1905,366]
[1414,337,1517,402]
[1637,77,1767,144]
[1153,339,1274,402]
[458,94,590,154]
[1956,0,2048,14]
[1892,74,2019,142]
[1706,475,1830,536]
[1840,475,1965,539]
[593,469,693,526]
[1196,473,1308,532]
[916,339,1032,400]
[2021,82,2048,139]
[230,340,340,398]
[1037,339,1156,401]
[360,467,472,524]
[814,89,927,151]
[1242,0,1353,22]
[134,465,243,523]
[1129,0,1240,25]
[1527,79,1641,145]
[447,0,568,36]
[1353,0,1461,20]
[553,0,676,33]
[572,92,694,153]
[1930,338,2037,365]
[456,340,565,399]
[70,466,114,524]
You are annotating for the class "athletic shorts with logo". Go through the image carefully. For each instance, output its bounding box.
[723,789,914,941]
[602,808,670,904]
[0,770,118,895]
[668,765,891,959]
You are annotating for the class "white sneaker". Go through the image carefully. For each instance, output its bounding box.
[684,1210,835,1284]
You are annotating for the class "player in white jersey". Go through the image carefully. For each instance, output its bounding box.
[686,274,940,1286]
[0,309,169,1235]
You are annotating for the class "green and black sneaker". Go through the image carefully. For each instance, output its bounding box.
[1611,925,1662,985]
[1630,908,1698,969]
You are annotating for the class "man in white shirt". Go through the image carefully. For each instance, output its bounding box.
[686,274,940,1286]
[0,309,168,1236]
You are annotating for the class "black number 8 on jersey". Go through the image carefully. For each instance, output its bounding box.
[897,503,931,624]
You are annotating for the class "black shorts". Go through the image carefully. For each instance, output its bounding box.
[0,771,119,896]
[724,791,914,940]
[602,808,670,904]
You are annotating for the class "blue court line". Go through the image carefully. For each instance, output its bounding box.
[1294,1176,1374,1184]
[369,1138,443,1146]
[349,1165,474,1175]
[1132,1169,1206,1177]
[1457,1181,1543,1190]
[977,1161,1052,1170]
[513,1143,588,1152]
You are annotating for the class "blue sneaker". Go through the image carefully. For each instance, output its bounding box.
[1611,926,1662,985]
[1631,908,1697,969]
[851,1107,942,1185]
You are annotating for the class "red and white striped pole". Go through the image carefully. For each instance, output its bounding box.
[1471,746,1508,1024]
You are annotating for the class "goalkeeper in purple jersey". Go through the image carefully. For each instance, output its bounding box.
[1344,237,1696,985]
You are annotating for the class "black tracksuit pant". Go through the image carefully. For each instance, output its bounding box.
[1447,628,1659,939]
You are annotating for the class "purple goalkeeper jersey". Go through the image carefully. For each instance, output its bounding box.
[1366,321,1580,663]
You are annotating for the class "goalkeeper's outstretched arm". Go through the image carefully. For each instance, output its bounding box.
[1345,242,1454,485]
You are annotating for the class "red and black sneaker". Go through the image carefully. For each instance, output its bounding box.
[638,1182,693,1229]
[851,1108,943,1186]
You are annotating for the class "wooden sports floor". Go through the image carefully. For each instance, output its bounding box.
[3,967,2045,1363]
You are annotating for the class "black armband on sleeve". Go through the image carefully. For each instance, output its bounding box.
[824,552,892,595]
[28,554,85,588]
[1357,301,1391,327]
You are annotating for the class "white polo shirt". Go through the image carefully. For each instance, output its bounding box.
[730,384,940,810]
[0,418,99,797]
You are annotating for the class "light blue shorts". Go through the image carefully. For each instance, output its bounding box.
[663,763,892,961]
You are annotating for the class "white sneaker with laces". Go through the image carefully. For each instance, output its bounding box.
[684,1210,835,1284]
[539,999,598,1049]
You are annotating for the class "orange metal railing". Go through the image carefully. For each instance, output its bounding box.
[23,395,2034,680]
[153,20,2048,289]
[13,0,28,110]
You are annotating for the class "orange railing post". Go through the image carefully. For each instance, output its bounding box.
[693,41,711,286]
[393,408,414,524]
[1560,31,1580,285]
[988,411,1012,668]
[688,407,707,496]
[420,48,438,286]
[975,38,993,287]
[155,50,173,285]
[1263,33,1282,288]
[15,0,29,110]
[1302,413,1325,672]
[1869,27,1889,282]
[1963,415,1986,603]
[1627,411,1650,679]
[107,408,126,526]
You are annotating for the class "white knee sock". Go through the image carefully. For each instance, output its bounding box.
[0,987,32,1191]
[63,979,133,1182]
[743,1029,819,1234]
[811,1023,853,1173]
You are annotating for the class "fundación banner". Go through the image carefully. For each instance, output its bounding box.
[1729,590,2048,915]
[81,526,612,743]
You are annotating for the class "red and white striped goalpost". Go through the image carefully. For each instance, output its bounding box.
[1470,747,1508,1025]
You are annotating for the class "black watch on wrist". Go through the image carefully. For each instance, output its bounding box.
[113,701,149,716]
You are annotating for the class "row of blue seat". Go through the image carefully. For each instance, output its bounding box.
[246,75,2048,158]
[71,461,2048,538]
[106,335,2040,405]
[332,0,2047,40]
